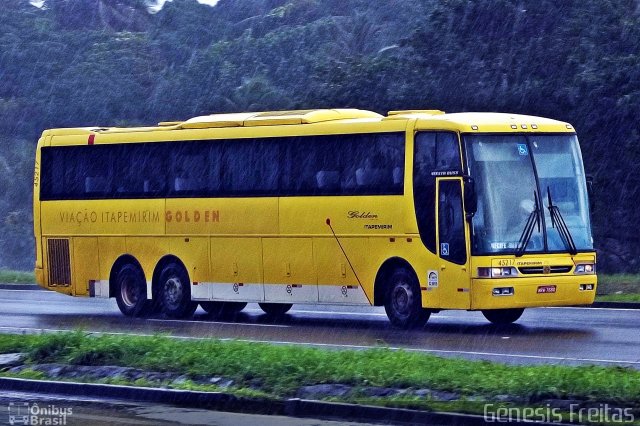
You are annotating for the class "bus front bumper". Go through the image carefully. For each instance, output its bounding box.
[470,275,597,310]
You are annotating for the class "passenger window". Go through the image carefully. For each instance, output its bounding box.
[435,132,461,172]
[413,132,461,254]
[172,145,207,194]
[438,180,466,265]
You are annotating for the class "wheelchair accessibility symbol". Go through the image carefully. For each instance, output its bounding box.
[441,243,449,256]
[517,144,528,156]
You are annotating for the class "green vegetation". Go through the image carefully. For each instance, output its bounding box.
[0,0,639,273]
[596,274,640,302]
[0,332,638,407]
[598,274,640,289]
[0,269,35,284]
[597,294,640,303]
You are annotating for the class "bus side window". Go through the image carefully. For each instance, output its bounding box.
[355,153,386,188]
[170,143,208,194]
[142,145,166,194]
[222,139,280,196]
[435,132,461,172]
[414,131,461,253]
[208,142,223,194]
[414,133,437,253]
[84,147,111,196]
[438,180,467,265]
[316,170,340,190]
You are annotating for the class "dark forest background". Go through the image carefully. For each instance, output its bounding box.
[1,0,639,272]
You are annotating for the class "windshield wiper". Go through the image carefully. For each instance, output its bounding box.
[515,191,541,257]
[546,187,578,255]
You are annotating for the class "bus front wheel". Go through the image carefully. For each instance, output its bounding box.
[200,301,247,317]
[259,303,292,316]
[482,308,524,325]
[158,263,198,319]
[115,264,153,317]
[384,268,430,329]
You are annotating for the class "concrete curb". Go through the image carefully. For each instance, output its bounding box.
[0,284,42,290]
[0,377,277,414]
[0,377,566,426]
[591,301,640,309]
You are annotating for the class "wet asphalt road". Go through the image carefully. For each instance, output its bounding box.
[0,288,639,369]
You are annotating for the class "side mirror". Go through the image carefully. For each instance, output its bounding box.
[463,175,477,219]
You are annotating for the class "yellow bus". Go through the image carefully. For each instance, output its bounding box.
[33,109,596,328]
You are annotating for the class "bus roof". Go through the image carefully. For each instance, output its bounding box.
[40,109,574,138]
[387,111,574,133]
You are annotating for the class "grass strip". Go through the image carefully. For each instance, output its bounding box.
[0,332,638,406]
[596,294,640,303]
[596,274,640,302]
[0,269,35,284]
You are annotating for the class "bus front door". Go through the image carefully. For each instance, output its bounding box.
[435,178,471,309]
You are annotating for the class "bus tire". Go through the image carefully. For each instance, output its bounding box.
[158,262,198,319]
[384,268,430,329]
[115,263,152,317]
[482,308,524,325]
[258,303,292,316]
[200,301,247,317]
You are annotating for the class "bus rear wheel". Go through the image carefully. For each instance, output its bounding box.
[258,303,292,316]
[482,308,524,325]
[200,301,247,317]
[158,263,198,319]
[384,268,430,329]
[115,263,153,317]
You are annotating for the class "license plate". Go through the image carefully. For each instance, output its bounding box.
[537,285,557,294]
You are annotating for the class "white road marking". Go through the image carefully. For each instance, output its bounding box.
[544,306,640,312]
[246,308,456,319]
[246,308,388,317]
[147,318,290,328]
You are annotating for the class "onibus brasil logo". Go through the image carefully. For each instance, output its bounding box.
[8,402,73,425]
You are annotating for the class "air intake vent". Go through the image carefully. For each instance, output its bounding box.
[47,239,71,286]
[518,266,572,275]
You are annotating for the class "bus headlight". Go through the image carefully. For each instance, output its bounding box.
[574,263,595,274]
[478,267,518,278]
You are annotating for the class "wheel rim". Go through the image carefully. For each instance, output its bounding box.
[164,276,183,310]
[121,275,139,307]
[391,282,412,318]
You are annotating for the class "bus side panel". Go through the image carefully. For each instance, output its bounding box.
[97,237,127,287]
[165,198,278,235]
[279,195,410,305]
[41,200,164,237]
[368,237,431,303]
[209,237,264,302]
[168,236,209,284]
[125,236,170,287]
[72,237,99,296]
[368,237,470,310]
[314,237,372,305]
[279,196,408,235]
[34,136,45,285]
[263,238,318,303]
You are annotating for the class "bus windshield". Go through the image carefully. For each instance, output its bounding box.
[465,134,593,255]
